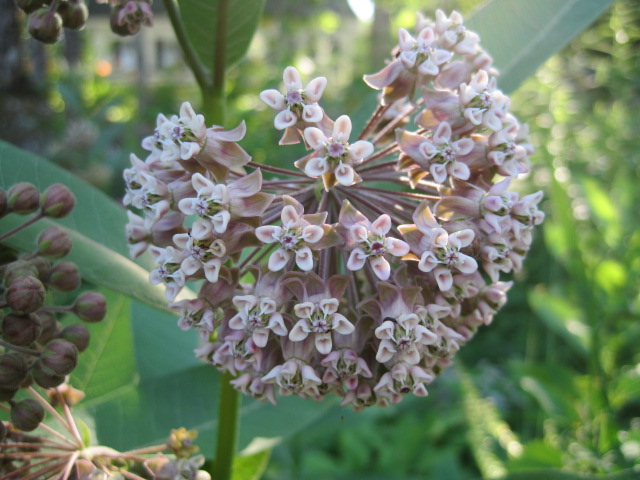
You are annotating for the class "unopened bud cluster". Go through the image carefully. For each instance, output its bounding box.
[16,0,152,44]
[123,10,544,410]
[0,182,106,430]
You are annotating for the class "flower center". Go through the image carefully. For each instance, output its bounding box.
[328,141,346,158]
[286,90,303,105]
[370,241,385,256]
[281,233,298,250]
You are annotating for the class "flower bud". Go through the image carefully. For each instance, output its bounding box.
[2,313,43,346]
[73,292,107,323]
[3,260,39,285]
[37,227,73,258]
[57,0,88,30]
[28,8,63,44]
[58,324,90,352]
[7,182,40,214]
[0,189,8,218]
[37,311,60,344]
[48,383,85,407]
[0,354,29,390]
[32,362,66,389]
[40,184,76,218]
[15,0,45,13]
[10,398,45,432]
[40,339,78,376]
[6,276,46,314]
[48,261,81,291]
[28,256,52,281]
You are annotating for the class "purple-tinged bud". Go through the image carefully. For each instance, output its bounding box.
[7,182,40,214]
[28,256,52,281]
[2,313,43,346]
[28,8,63,44]
[3,260,39,285]
[48,261,81,291]
[73,292,107,323]
[40,339,78,376]
[110,5,139,36]
[58,324,90,352]
[57,0,88,30]
[0,354,29,390]
[15,0,45,13]
[40,184,76,218]
[0,387,19,402]
[32,363,66,389]
[6,276,46,314]
[37,311,60,344]
[0,189,7,218]
[10,398,45,432]
[37,227,73,258]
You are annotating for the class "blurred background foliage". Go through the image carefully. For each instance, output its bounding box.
[1,0,639,478]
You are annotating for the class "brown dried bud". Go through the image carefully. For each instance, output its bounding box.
[28,8,63,44]
[32,363,66,389]
[2,313,43,346]
[28,256,52,281]
[48,383,85,407]
[57,0,88,30]
[73,292,107,323]
[40,339,78,376]
[10,398,45,432]
[7,182,40,214]
[0,354,29,390]
[48,261,81,291]
[6,276,46,314]
[58,324,90,352]
[40,184,76,218]
[3,260,39,285]
[37,227,73,258]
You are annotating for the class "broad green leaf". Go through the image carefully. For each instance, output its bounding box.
[0,140,184,310]
[468,0,615,93]
[506,440,563,471]
[180,0,265,72]
[497,468,640,480]
[528,287,590,356]
[232,439,275,480]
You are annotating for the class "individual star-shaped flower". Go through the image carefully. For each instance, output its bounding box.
[459,70,509,131]
[300,115,374,189]
[339,201,410,281]
[228,295,288,348]
[148,245,186,302]
[172,232,227,283]
[254,196,327,272]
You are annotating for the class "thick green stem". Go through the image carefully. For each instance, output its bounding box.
[204,0,229,125]
[213,372,241,480]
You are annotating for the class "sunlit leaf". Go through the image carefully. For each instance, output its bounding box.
[468,0,616,93]
[180,0,265,73]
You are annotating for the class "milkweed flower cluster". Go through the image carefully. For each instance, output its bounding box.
[123,10,543,410]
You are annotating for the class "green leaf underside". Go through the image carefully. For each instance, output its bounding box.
[0,140,182,310]
[468,0,615,93]
[180,0,265,73]
[232,448,271,480]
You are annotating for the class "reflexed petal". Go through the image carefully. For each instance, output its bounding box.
[191,219,213,240]
[268,313,288,336]
[417,26,435,44]
[232,295,257,311]
[203,259,222,282]
[315,333,333,354]
[456,253,478,274]
[305,156,329,177]
[228,313,245,330]
[301,225,324,243]
[371,214,392,235]
[180,257,201,276]
[172,233,190,250]
[283,66,302,90]
[335,163,355,186]
[252,328,269,348]
[386,237,410,256]
[448,229,475,248]
[281,205,300,227]
[348,140,374,161]
[303,127,327,151]
[418,251,438,272]
[260,89,285,110]
[347,248,367,271]
[370,256,391,280]
[332,115,352,143]
[417,58,439,76]
[400,50,418,69]
[398,28,415,50]
[295,246,314,271]
[294,302,315,319]
[305,76,327,103]
[332,314,355,335]
[302,104,323,123]
[177,198,197,216]
[212,210,230,233]
[319,298,339,315]
[433,122,452,144]
[430,163,448,184]
[350,225,368,243]
[363,60,403,90]
[434,267,453,291]
[274,109,297,130]
[255,225,282,244]
[449,160,470,180]
[268,248,291,271]
[455,137,474,155]
[376,339,396,363]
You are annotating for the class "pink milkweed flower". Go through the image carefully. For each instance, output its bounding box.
[148,246,187,302]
